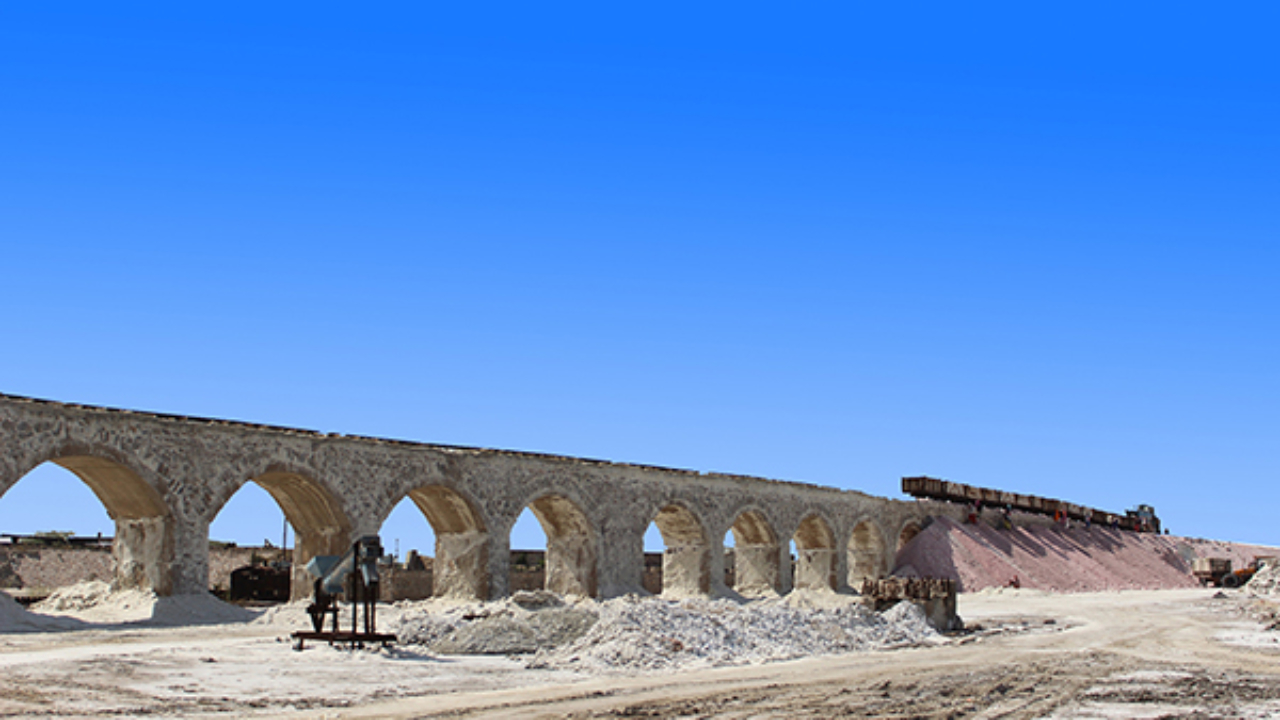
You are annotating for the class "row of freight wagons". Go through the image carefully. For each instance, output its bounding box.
[901,476,1160,533]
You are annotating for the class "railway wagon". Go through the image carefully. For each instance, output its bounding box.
[901,476,1158,532]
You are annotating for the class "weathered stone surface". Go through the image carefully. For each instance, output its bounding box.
[0,393,963,599]
[0,546,112,591]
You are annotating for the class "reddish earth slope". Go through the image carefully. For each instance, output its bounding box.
[894,515,1279,593]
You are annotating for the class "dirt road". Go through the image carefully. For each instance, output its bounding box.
[2,589,1279,718]
[328,589,1280,719]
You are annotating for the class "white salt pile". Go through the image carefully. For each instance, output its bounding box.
[390,591,939,675]
[1247,561,1280,597]
[393,590,599,655]
[34,581,152,622]
[149,592,257,625]
[529,596,938,674]
[252,599,315,627]
[779,587,866,609]
[392,605,466,646]
[29,581,253,626]
[0,590,84,632]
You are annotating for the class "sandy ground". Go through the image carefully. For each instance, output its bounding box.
[326,588,1280,719]
[2,588,1280,718]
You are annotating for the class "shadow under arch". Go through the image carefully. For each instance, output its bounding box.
[522,493,597,597]
[399,485,488,600]
[212,469,353,602]
[650,502,710,597]
[4,453,173,594]
[847,518,889,588]
[898,521,922,551]
[792,513,837,591]
[726,508,780,595]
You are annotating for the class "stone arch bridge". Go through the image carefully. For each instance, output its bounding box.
[0,394,958,600]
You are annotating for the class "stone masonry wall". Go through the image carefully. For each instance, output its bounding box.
[0,393,954,600]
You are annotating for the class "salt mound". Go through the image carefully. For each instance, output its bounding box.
[393,607,466,647]
[0,591,84,633]
[252,600,315,627]
[34,580,117,612]
[31,581,253,626]
[777,588,864,610]
[294,591,938,672]
[528,595,938,674]
[148,593,255,626]
[1247,562,1280,597]
[509,589,563,609]
[33,581,154,623]
[393,594,597,654]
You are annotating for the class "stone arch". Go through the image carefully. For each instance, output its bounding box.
[2,449,174,594]
[847,518,889,588]
[210,468,352,601]
[791,513,837,591]
[521,493,597,597]
[725,508,780,595]
[649,502,710,597]
[898,520,922,551]
[395,484,489,600]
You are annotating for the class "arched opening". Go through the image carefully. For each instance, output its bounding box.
[898,522,922,551]
[383,485,487,600]
[208,482,293,602]
[515,494,596,597]
[0,457,171,596]
[725,510,779,596]
[509,508,545,593]
[791,514,836,592]
[377,497,438,601]
[848,519,888,588]
[647,504,709,597]
[642,524,664,594]
[378,497,435,568]
[211,471,351,602]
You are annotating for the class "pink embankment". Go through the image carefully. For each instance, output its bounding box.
[893,515,1279,593]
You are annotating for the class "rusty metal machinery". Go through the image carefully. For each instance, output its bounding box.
[291,535,396,650]
[229,563,291,603]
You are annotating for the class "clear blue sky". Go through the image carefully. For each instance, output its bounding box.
[1,4,1277,554]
